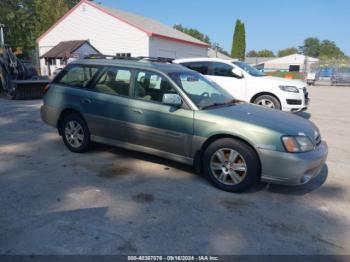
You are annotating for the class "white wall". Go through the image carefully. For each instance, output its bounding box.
[149,37,208,59]
[38,2,149,75]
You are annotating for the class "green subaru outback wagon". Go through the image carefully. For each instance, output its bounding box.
[41,57,328,192]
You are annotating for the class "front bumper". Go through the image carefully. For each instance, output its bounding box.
[281,88,309,112]
[257,141,328,185]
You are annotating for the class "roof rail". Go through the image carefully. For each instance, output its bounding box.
[84,54,174,63]
[137,56,174,63]
[84,54,139,60]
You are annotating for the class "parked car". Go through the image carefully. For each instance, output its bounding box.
[306,71,317,86]
[174,58,309,112]
[41,57,327,192]
[331,67,350,85]
[307,67,335,86]
[317,67,334,81]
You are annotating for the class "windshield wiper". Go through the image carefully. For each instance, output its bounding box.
[201,99,243,110]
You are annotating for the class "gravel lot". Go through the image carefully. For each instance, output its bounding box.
[0,85,350,255]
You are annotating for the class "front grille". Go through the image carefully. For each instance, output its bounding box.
[287,99,302,105]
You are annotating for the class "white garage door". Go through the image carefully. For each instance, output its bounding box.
[156,49,176,58]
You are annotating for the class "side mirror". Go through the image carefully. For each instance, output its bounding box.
[232,68,244,79]
[162,93,182,107]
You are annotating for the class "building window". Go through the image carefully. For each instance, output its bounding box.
[289,65,300,72]
[49,59,57,66]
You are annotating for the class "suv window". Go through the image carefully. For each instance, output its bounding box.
[182,62,210,75]
[94,67,132,96]
[134,71,177,103]
[211,62,235,77]
[56,65,99,88]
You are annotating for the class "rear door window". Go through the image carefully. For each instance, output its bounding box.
[211,62,235,77]
[94,67,132,96]
[181,62,210,75]
[55,65,99,88]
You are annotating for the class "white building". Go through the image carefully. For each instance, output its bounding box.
[250,54,319,73]
[37,0,210,75]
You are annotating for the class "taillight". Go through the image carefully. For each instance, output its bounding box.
[43,84,50,94]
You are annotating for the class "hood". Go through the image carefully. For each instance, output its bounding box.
[208,103,318,140]
[260,76,305,88]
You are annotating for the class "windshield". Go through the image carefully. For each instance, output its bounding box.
[232,61,265,77]
[168,71,234,109]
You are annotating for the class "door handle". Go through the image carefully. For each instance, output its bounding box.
[81,98,92,104]
[132,109,143,114]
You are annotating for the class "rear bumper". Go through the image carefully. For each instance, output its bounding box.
[40,105,60,128]
[257,141,328,185]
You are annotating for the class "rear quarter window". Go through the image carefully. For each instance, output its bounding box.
[54,64,99,88]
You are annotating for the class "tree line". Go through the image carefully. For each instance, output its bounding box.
[247,38,346,59]
[0,0,86,56]
[173,24,230,57]
[175,19,347,60]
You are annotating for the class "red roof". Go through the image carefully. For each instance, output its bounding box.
[37,0,210,48]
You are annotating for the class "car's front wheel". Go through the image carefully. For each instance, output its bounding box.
[60,113,91,153]
[203,138,260,192]
[254,95,281,110]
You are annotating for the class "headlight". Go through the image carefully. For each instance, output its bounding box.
[282,136,314,152]
[279,85,299,93]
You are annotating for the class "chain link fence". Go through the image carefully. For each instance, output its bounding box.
[307,58,350,86]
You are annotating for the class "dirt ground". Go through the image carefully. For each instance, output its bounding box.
[0,85,349,255]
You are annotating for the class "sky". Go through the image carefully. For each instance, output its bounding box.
[98,0,350,56]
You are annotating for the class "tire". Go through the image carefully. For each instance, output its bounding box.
[254,95,281,110]
[60,113,91,153]
[203,138,260,193]
[6,89,17,100]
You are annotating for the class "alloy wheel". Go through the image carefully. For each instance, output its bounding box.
[210,148,247,185]
[64,120,84,148]
[257,99,275,108]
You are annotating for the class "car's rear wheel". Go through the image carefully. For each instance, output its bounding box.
[203,138,260,192]
[254,95,281,110]
[61,113,91,153]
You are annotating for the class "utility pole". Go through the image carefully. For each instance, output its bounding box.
[213,43,219,58]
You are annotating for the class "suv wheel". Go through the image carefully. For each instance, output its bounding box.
[203,138,260,192]
[254,95,281,110]
[61,113,91,153]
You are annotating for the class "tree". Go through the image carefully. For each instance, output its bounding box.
[0,0,37,54]
[33,0,70,37]
[246,50,258,57]
[299,37,346,59]
[231,19,246,60]
[257,49,275,57]
[278,47,298,57]
[319,40,345,59]
[173,24,211,44]
[299,37,320,57]
[0,0,88,56]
